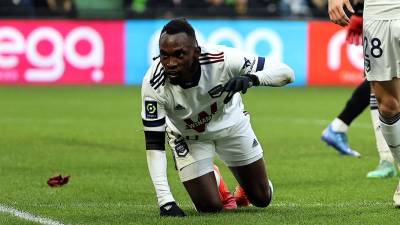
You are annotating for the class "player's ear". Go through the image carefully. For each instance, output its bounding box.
[194,46,200,58]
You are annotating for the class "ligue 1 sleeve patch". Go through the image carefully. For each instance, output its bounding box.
[145,101,158,119]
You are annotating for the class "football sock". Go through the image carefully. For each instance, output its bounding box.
[213,166,221,187]
[379,113,400,164]
[337,79,370,126]
[370,93,393,163]
[331,118,348,132]
[213,165,237,209]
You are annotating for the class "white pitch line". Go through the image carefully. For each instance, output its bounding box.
[0,204,66,225]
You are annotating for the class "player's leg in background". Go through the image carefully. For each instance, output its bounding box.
[321,79,369,156]
[363,17,400,206]
[366,88,397,178]
[371,78,400,206]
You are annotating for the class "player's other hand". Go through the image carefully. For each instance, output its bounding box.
[223,75,257,104]
[159,202,186,217]
[328,0,354,26]
[346,15,363,45]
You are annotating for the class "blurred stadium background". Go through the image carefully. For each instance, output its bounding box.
[0,1,398,225]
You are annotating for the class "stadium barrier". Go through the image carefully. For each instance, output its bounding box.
[0,19,363,86]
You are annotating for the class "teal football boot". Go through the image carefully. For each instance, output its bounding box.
[366,160,397,178]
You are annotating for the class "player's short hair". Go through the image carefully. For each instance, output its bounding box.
[160,18,197,44]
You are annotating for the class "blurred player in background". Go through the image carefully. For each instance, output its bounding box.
[141,18,294,216]
[328,0,400,207]
[322,0,396,178]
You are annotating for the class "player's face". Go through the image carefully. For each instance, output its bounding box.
[159,32,200,85]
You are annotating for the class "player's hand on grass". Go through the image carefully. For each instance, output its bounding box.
[223,74,258,104]
[159,202,186,217]
[346,15,363,45]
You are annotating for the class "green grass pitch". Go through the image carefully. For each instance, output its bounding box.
[0,86,399,225]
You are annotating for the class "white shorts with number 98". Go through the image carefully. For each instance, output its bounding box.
[363,19,400,81]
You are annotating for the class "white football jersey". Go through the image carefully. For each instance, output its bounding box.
[141,44,294,137]
[364,0,400,19]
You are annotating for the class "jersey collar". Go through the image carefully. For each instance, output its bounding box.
[178,63,201,89]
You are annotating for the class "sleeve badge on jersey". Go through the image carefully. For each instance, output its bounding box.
[208,84,223,98]
[174,137,189,157]
[145,101,158,119]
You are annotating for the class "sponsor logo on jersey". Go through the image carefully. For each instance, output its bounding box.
[184,102,218,133]
[242,57,256,73]
[252,139,259,147]
[145,101,158,119]
[163,205,172,211]
[242,57,251,69]
[208,84,224,98]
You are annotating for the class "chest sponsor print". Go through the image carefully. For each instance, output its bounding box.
[183,102,217,133]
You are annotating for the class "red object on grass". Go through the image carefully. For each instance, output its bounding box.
[47,175,70,187]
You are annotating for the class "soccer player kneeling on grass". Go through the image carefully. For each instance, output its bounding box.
[141,18,294,216]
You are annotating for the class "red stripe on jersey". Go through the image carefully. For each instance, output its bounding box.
[199,55,224,61]
[200,59,224,65]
